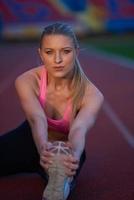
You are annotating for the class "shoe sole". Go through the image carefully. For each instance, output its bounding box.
[43,155,67,200]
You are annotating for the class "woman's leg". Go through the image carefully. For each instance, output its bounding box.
[0,121,43,177]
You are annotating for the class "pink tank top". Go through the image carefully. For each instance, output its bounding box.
[39,67,72,134]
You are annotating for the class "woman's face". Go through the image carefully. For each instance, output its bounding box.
[39,34,77,78]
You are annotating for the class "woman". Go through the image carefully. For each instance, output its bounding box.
[0,22,104,200]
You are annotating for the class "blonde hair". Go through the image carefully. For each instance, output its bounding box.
[40,22,89,117]
[71,58,89,117]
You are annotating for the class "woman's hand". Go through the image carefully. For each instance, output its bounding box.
[39,141,79,176]
[63,154,79,177]
[39,142,54,171]
[61,141,79,177]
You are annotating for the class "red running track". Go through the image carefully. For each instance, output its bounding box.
[0,43,134,200]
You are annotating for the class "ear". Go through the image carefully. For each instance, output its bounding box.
[38,48,41,57]
[38,48,43,62]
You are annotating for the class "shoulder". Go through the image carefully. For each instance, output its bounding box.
[15,65,44,96]
[81,80,104,108]
[15,65,43,84]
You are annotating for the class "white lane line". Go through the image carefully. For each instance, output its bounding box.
[103,101,134,148]
[82,46,134,70]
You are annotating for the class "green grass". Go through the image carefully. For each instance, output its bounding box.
[82,33,134,60]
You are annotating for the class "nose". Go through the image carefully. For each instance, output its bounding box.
[55,52,62,64]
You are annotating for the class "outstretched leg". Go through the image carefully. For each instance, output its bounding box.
[0,121,40,176]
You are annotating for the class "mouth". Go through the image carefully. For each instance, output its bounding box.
[53,66,64,71]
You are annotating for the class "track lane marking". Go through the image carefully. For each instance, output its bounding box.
[103,101,134,148]
[83,46,134,70]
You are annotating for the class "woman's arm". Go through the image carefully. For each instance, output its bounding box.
[15,72,48,154]
[68,84,104,160]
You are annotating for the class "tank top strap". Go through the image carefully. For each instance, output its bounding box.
[39,67,47,107]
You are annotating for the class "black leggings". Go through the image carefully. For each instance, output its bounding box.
[0,121,86,184]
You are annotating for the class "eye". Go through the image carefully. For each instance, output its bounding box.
[63,49,72,54]
[45,51,53,55]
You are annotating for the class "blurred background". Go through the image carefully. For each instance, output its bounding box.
[0,0,134,39]
[0,1,134,200]
[0,0,134,69]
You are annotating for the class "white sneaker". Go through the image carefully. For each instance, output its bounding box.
[42,156,70,200]
[42,141,72,200]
